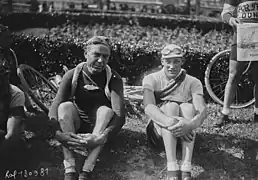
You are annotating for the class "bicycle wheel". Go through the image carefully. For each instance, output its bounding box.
[17,64,58,113]
[205,49,255,109]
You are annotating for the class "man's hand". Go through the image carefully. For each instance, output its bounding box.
[180,132,195,143]
[55,131,82,148]
[168,117,192,137]
[229,17,240,30]
[77,133,107,149]
[165,117,179,128]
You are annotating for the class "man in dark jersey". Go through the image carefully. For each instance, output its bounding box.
[215,0,258,127]
[48,36,125,180]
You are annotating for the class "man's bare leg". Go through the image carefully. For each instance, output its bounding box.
[216,60,245,126]
[58,102,81,174]
[157,102,180,179]
[81,106,114,173]
[179,103,196,179]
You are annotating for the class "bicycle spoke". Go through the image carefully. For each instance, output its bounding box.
[20,65,58,112]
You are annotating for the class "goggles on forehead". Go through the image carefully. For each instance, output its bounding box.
[85,36,110,48]
[161,47,183,56]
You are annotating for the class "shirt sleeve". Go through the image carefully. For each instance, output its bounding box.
[191,78,203,96]
[10,85,25,108]
[142,74,156,91]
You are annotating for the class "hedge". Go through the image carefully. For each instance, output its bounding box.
[11,33,217,86]
[0,11,232,33]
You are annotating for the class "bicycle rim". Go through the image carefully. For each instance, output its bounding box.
[205,49,255,109]
[17,64,58,113]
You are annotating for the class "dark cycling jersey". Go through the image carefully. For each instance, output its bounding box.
[48,64,125,142]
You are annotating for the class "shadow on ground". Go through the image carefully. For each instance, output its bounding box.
[1,114,258,180]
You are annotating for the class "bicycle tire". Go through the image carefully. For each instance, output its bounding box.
[205,49,255,109]
[17,64,58,113]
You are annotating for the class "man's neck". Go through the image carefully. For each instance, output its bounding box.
[82,64,106,78]
[164,71,181,81]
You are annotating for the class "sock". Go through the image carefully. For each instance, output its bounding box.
[82,163,95,172]
[180,161,192,172]
[254,108,258,115]
[63,159,76,173]
[167,161,179,171]
[221,108,230,115]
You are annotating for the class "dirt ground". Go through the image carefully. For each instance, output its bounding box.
[1,104,258,180]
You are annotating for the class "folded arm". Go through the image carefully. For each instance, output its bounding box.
[143,88,178,128]
[189,94,207,130]
[48,69,74,121]
[101,77,125,142]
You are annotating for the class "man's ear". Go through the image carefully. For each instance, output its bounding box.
[161,58,165,66]
[84,51,88,60]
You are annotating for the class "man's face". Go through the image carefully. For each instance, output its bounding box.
[85,44,110,74]
[0,31,13,48]
[161,57,184,79]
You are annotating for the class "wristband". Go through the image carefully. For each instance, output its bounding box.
[228,17,234,26]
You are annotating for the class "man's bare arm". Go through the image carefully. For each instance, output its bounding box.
[6,106,26,139]
[143,88,178,128]
[189,94,207,130]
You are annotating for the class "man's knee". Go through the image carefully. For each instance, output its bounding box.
[58,101,79,125]
[96,106,114,118]
[58,101,75,114]
[228,61,245,81]
[161,102,180,116]
[180,103,196,119]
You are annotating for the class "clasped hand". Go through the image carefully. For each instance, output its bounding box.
[56,132,105,150]
[167,117,194,142]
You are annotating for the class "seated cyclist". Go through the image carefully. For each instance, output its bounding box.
[0,24,38,113]
[143,44,207,180]
[48,36,125,180]
[0,55,26,164]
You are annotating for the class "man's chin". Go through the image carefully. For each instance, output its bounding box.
[90,68,103,74]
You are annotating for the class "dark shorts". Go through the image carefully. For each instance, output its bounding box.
[74,102,111,134]
[146,120,165,152]
[75,106,95,134]
[146,120,182,152]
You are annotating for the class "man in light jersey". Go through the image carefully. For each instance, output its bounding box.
[143,44,207,180]
[215,0,258,127]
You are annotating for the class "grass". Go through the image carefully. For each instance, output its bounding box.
[7,28,258,179]
[1,102,258,180]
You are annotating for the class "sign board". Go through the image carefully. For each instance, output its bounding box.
[237,23,258,61]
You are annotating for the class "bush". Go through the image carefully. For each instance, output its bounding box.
[12,22,231,86]
[0,12,232,33]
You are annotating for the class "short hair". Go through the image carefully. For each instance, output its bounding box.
[84,36,111,53]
